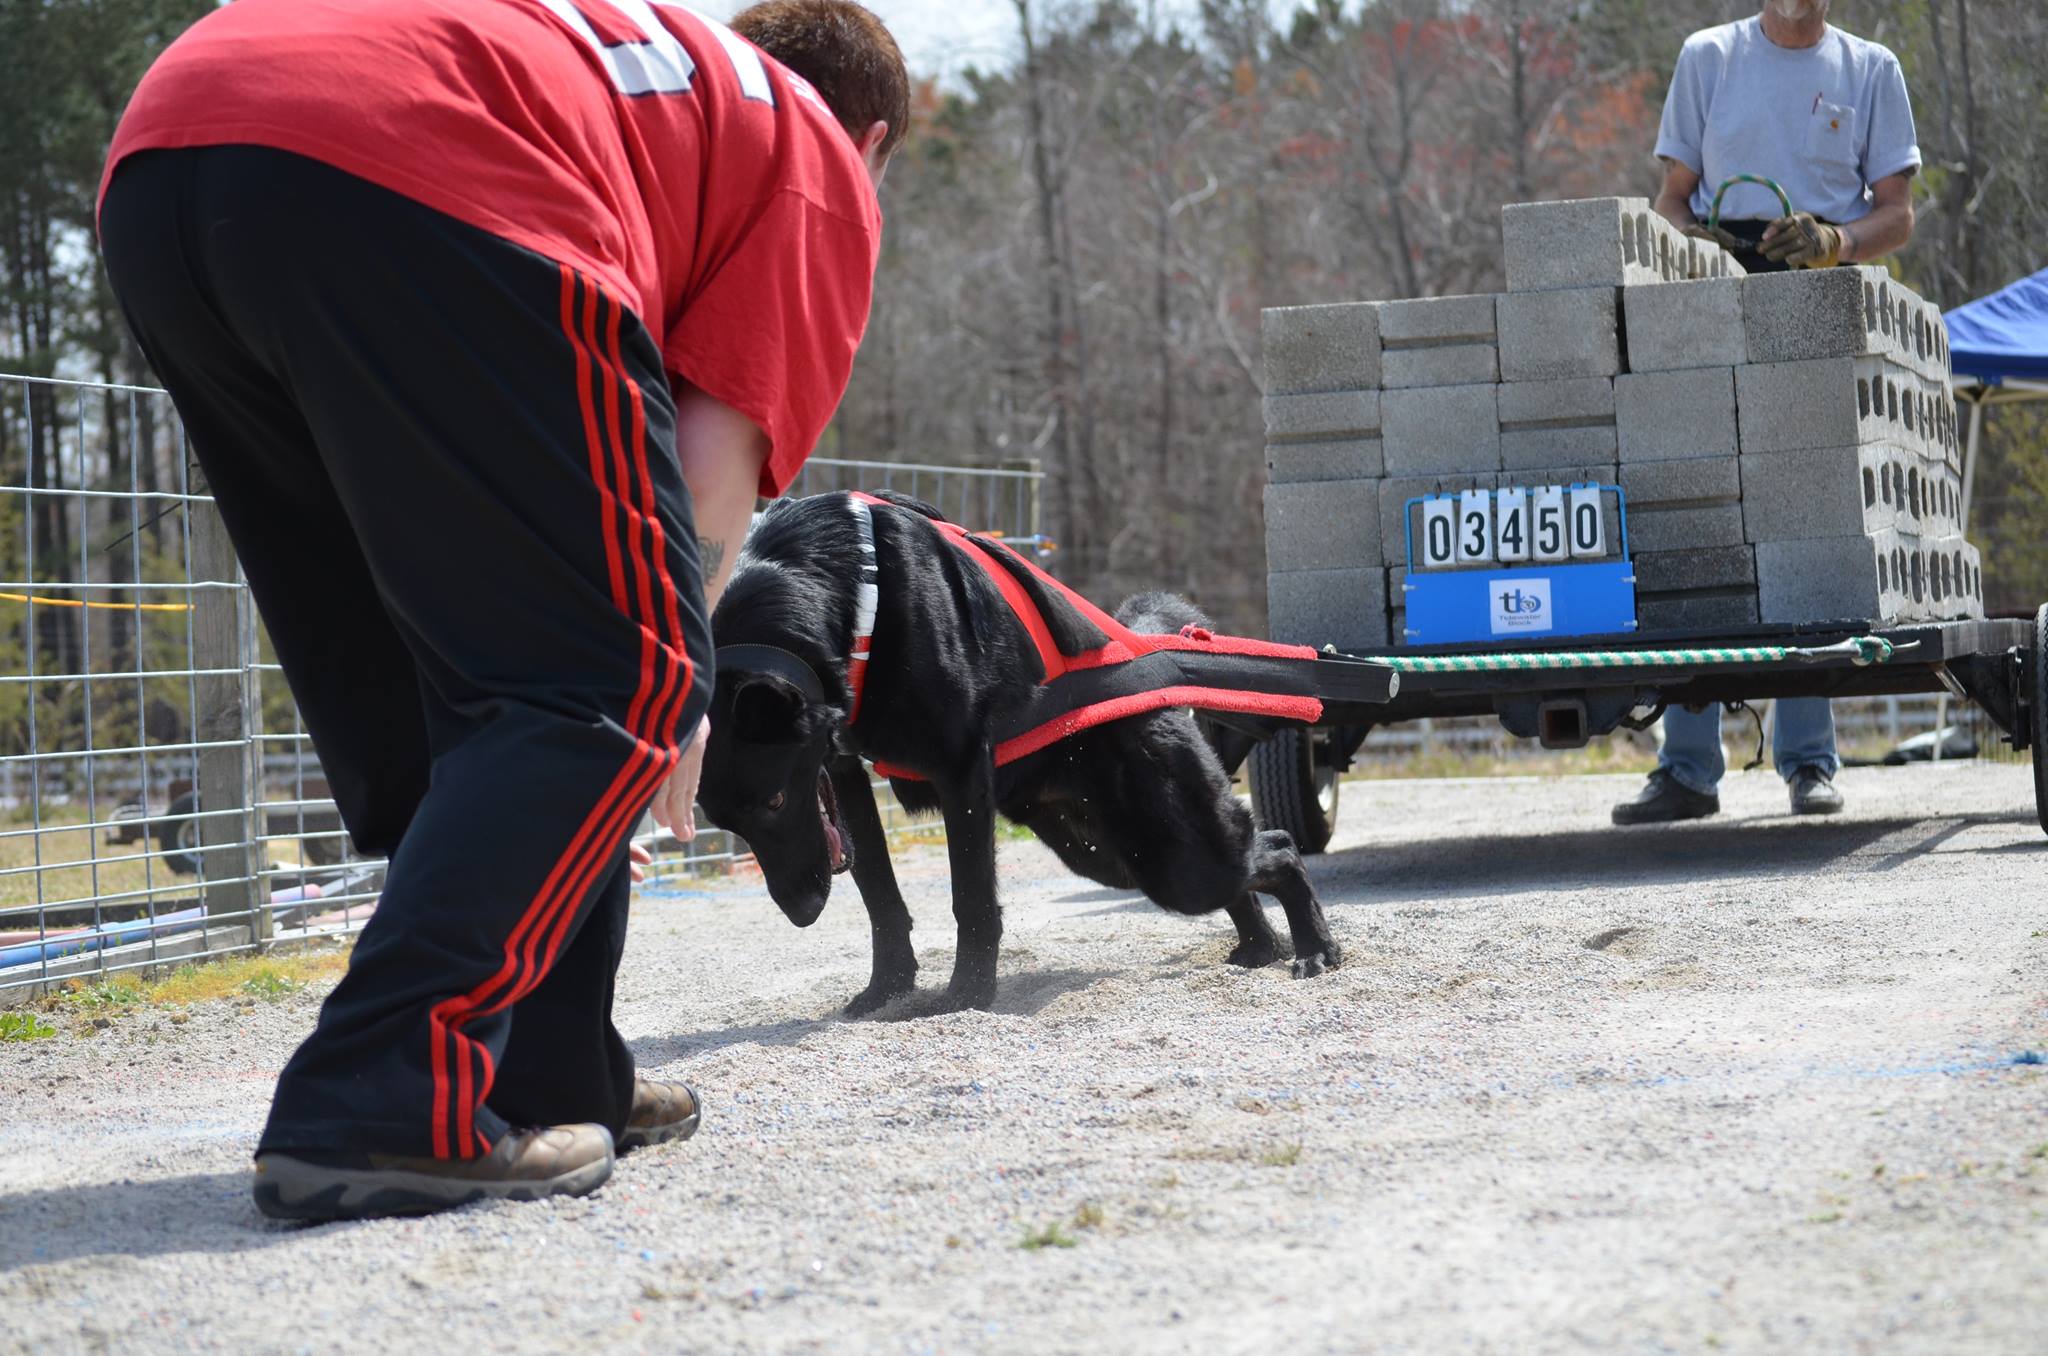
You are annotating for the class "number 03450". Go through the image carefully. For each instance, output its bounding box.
[1414,483,1612,569]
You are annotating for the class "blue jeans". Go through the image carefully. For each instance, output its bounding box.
[1658,698,1838,795]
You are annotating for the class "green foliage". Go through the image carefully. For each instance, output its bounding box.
[239,970,305,1001]
[1016,1220,1078,1250]
[0,1011,58,1041]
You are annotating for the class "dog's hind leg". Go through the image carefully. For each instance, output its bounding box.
[1248,828,1342,978]
[829,753,919,1017]
[1222,893,1282,969]
[934,752,1003,1011]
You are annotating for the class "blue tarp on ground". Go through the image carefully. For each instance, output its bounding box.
[1945,267,2048,385]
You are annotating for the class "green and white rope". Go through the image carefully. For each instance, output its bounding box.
[1372,635,1897,675]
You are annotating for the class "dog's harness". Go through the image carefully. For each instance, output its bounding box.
[836,492,1351,780]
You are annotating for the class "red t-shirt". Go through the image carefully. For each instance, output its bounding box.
[102,0,881,495]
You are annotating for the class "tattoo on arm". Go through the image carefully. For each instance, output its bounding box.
[698,536,726,581]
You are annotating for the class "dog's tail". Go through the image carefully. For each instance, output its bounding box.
[1113,590,1210,635]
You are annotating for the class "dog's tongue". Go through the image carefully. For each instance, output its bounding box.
[819,788,846,871]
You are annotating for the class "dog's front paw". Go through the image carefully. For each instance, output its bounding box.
[1225,938,1280,969]
[843,981,912,1018]
[1290,951,1335,979]
[933,976,998,1012]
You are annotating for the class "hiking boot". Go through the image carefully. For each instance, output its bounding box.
[252,1123,614,1222]
[1787,765,1845,816]
[618,1079,702,1152]
[1611,768,1720,826]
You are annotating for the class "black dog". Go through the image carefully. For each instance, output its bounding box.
[696,491,1341,1015]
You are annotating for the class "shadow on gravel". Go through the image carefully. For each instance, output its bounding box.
[633,1014,831,1065]
[1309,811,2037,906]
[632,965,1118,1062]
[0,1171,285,1269]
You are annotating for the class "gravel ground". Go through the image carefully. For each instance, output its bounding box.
[2,761,2045,1355]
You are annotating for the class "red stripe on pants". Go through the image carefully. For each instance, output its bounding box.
[422,268,689,1158]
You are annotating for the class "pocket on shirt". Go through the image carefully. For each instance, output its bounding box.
[1806,101,1858,166]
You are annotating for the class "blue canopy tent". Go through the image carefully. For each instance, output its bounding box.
[1946,266,2048,527]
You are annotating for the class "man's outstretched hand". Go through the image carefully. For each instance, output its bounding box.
[1760,212,1844,269]
[650,714,711,843]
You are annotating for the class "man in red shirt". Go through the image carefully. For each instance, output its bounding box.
[98,0,905,1221]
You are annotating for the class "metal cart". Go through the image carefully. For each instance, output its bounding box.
[1236,609,2048,851]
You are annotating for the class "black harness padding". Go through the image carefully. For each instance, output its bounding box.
[990,649,1392,753]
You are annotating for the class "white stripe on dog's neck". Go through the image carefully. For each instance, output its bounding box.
[850,494,879,645]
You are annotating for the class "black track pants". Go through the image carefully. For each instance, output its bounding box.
[100,146,711,1160]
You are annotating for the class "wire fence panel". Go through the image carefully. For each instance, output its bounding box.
[0,372,1045,999]
[0,369,2021,997]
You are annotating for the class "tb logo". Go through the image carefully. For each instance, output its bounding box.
[1498,588,1544,615]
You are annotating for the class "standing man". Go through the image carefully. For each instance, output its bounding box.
[1614,0,1920,826]
[98,0,906,1219]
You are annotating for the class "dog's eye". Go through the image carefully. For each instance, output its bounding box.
[766,791,785,812]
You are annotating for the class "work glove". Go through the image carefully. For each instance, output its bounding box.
[1682,222,1744,253]
[1760,212,1844,268]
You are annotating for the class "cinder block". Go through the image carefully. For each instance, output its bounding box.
[1631,545,1756,593]
[1381,383,1500,476]
[1738,444,1899,542]
[1497,377,1616,470]
[1501,197,1740,292]
[1617,455,1740,507]
[1958,540,1985,619]
[1756,534,1896,625]
[1625,503,1747,552]
[1497,287,1620,381]
[1383,345,1498,389]
[1920,534,1979,620]
[1501,426,1616,472]
[1378,293,1497,343]
[1263,480,1381,572]
[1262,303,1380,395]
[1867,446,1919,532]
[1743,267,1898,365]
[1265,439,1384,484]
[1636,593,1760,632]
[1625,278,1745,372]
[1266,567,1388,651]
[1263,389,1380,441]
[1883,455,1962,537]
[1734,356,1913,454]
[1616,367,1738,461]
[1379,473,1497,566]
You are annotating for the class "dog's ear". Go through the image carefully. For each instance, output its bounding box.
[729,675,810,744]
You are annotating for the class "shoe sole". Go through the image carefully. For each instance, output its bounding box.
[1611,805,1719,826]
[1791,801,1845,815]
[252,1151,614,1223]
[618,1084,703,1152]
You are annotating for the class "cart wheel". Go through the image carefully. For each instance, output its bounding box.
[1250,726,1338,855]
[156,790,202,876]
[2032,604,2047,837]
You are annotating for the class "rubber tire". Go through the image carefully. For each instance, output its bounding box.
[2032,604,2047,837]
[1249,726,1339,855]
[302,836,345,866]
[156,790,202,876]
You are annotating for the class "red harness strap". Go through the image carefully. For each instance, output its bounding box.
[846,493,1323,779]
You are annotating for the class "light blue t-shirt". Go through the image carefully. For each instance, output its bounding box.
[1655,17,1921,225]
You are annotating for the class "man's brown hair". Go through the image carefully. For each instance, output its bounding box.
[732,0,910,159]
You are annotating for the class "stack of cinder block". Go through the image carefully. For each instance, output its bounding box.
[1261,195,1981,652]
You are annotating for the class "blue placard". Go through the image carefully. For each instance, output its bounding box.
[1403,560,1639,645]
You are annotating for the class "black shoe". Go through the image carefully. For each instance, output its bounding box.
[1787,766,1844,816]
[1612,768,1719,826]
